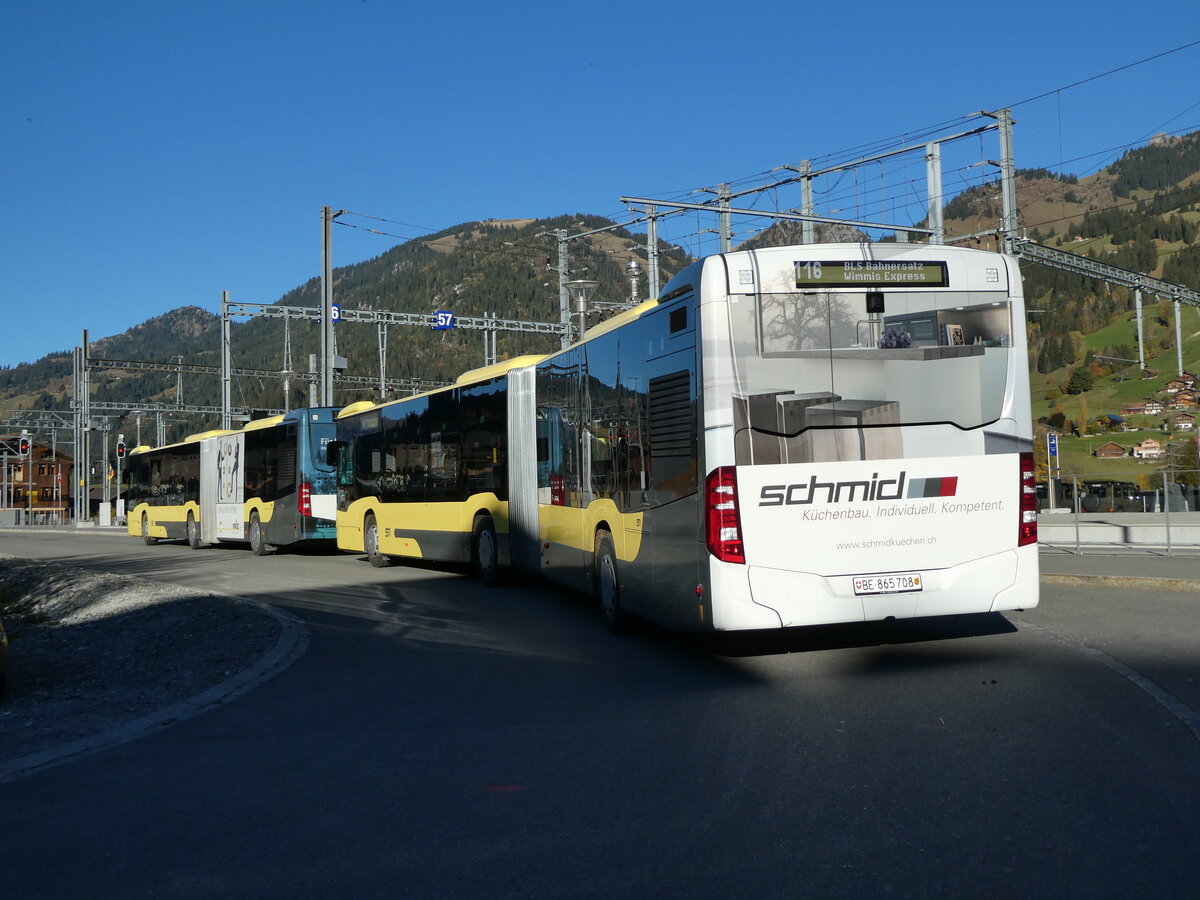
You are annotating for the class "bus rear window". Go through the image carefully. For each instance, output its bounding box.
[309,421,336,471]
[724,288,1015,463]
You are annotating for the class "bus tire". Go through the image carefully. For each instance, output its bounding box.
[471,515,499,586]
[249,512,271,556]
[595,529,628,634]
[186,512,201,549]
[142,515,157,546]
[365,514,390,568]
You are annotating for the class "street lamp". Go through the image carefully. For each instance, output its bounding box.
[564,279,599,343]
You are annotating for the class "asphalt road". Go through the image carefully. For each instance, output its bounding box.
[3,531,1199,899]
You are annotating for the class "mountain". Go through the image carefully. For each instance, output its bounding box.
[1,216,694,440]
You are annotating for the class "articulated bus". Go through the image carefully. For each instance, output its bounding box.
[126,407,338,554]
[329,242,1038,632]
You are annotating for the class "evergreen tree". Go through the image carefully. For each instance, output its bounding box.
[1065,367,1094,394]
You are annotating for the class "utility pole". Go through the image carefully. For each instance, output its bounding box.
[645,205,661,299]
[799,161,815,244]
[26,431,33,519]
[173,355,184,406]
[991,108,1018,253]
[115,432,124,524]
[718,183,732,252]
[282,313,294,413]
[556,228,571,348]
[482,312,497,367]
[322,206,347,405]
[71,345,78,521]
[80,331,91,524]
[221,291,232,429]
[100,426,110,524]
[926,142,944,245]
[1174,294,1184,375]
[378,321,389,400]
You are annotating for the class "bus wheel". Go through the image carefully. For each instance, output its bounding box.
[142,515,157,546]
[471,515,499,586]
[595,529,628,634]
[365,515,390,568]
[249,512,271,556]
[186,513,201,550]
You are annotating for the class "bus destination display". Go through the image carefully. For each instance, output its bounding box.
[795,260,949,287]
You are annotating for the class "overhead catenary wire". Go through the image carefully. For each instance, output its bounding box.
[1009,38,1200,110]
[334,41,1200,274]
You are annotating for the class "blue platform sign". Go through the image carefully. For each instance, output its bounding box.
[331,303,341,323]
[1048,433,1058,457]
[434,311,455,330]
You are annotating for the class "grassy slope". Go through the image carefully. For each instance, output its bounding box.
[1031,298,1200,483]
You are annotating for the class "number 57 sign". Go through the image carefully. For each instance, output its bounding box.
[433,311,455,330]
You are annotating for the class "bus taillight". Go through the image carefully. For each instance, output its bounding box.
[706,466,745,564]
[298,481,313,517]
[1018,452,1037,547]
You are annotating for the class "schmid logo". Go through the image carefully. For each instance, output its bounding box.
[759,472,958,506]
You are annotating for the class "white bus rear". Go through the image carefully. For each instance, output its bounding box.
[695,243,1037,630]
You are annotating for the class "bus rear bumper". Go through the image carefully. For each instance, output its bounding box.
[710,547,1038,629]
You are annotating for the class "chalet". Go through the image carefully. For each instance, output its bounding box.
[1093,441,1127,459]
[1165,379,1188,393]
[1179,372,1197,387]
[1133,438,1164,459]
[1143,398,1165,415]
[1169,395,1193,410]
[1,438,73,517]
[1142,367,1160,379]
[1122,401,1147,416]
[1166,412,1196,431]
[1176,389,1199,405]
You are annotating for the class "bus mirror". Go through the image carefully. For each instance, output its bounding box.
[326,440,346,468]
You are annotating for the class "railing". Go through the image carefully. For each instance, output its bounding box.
[0,507,71,527]
[1038,474,1198,555]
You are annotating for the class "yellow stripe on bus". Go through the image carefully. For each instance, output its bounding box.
[538,499,644,562]
[128,501,200,538]
[244,499,275,523]
[339,494,508,554]
[336,495,645,563]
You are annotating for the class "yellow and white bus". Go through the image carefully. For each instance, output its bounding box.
[127,407,338,554]
[329,242,1039,632]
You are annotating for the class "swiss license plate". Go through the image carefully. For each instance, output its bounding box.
[853,572,923,596]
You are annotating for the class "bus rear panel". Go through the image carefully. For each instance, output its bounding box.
[696,244,1038,631]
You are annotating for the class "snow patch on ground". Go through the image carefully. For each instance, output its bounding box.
[0,555,281,767]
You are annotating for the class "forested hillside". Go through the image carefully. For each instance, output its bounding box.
[0,216,693,434]
[939,131,1200,487]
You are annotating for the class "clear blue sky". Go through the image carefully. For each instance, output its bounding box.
[3,0,1198,368]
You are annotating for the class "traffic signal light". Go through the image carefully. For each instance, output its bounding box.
[116,440,127,459]
[18,436,30,457]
